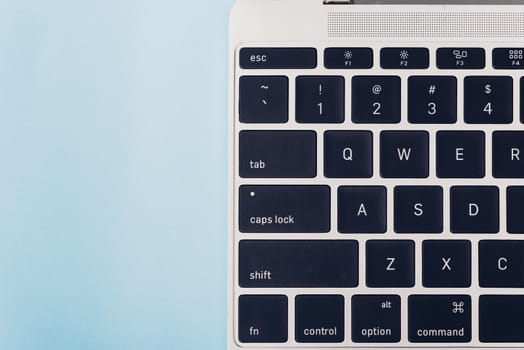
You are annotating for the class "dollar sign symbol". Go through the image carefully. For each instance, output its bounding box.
[485,84,492,94]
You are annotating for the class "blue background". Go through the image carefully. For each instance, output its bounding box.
[0,0,232,348]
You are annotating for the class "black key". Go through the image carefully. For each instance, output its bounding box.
[422,240,471,288]
[239,240,358,288]
[380,131,429,178]
[324,47,373,69]
[351,295,401,343]
[295,295,344,343]
[239,295,288,343]
[479,240,524,287]
[239,48,317,69]
[239,131,316,178]
[450,186,499,234]
[493,131,524,178]
[408,295,471,343]
[507,187,524,233]
[480,295,524,342]
[324,131,373,178]
[521,77,524,123]
[239,76,288,123]
[239,185,329,233]
[366,240,415,288]
[493,48,524,69]
[464,76,513,124]
[408,76,457,124]
[394,186,443,234]
[437,131,485,178]
[338,186,387,234]
[437,48,485,69]
[296,76,344,124]
[381,48,429,69]
[352,76,401,124]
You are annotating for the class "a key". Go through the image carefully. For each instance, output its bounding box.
[493,131,524,178]
[507,187,524,233]
[381,48,429,69]
[464,76,513,124]
[338,186,387,234]
[296,76,344,123]
[239,295,288,343]
[437,48,485,69]
[324,47,373,69]
[239,76,288,123]
[408,295,471,343]
[366,240,415,288]
[394,186,443,234]
[295,295,344,343]
[239,47,317,69]
[352,76,401,124]
[380,131,429,178]
[239,185,329,233]
[450,186,499,233]
[408,76,457,124]
[493,48,524,69]
[422,240,471,288]
[437,131,485,178]
[324,131,373,178]
[351,295,401,343]
[479,240,524,287]
[480,295,524,342]
[239,131,316,178]
[239,240,358,288]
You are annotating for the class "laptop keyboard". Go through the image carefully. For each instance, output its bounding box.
[234,45,524,346]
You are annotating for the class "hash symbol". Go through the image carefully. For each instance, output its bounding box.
[428,85,436,95]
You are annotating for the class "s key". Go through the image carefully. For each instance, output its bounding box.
[464,76,513,124]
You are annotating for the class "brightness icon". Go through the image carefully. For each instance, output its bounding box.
[344,51,353,60]
[400,50,409,60]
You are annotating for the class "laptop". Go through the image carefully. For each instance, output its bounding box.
[228,0,524,348]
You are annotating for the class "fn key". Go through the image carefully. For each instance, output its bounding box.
[239,295,288,343]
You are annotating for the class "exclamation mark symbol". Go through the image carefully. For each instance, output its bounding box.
[318,84,322,96]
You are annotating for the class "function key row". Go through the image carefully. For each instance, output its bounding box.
[240,47,524,70]
[239,185,524,234]
[240,293,524,344]
[240,130,524,179]
[240,75,521,124]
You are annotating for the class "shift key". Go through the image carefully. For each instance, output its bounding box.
[239,240,359,288]
[239,185,330,233]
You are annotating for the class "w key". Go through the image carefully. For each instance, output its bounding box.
[380,131,429,178]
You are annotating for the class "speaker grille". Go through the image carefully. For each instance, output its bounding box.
[328,12,524,37]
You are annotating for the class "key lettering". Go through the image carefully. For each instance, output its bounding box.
[357,203,368,217]
[456,148,464,161]
[386,257,396,271]
[498,257,508,271]
[397,148,412,161]
[468,203,479,216]
[414,203,424,217]
[512,148,521,161]
[442,257,452,271]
